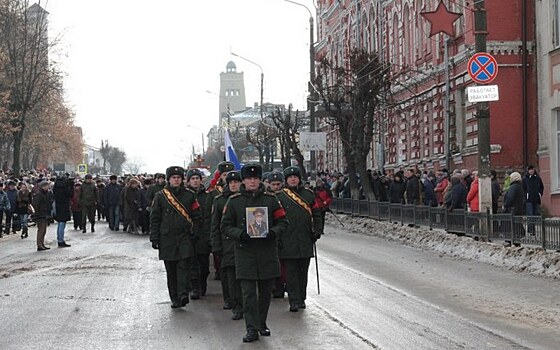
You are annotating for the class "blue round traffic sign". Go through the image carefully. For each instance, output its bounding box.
[467,53,498,84]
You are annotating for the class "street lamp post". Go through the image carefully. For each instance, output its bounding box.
[230,51,264,120]
[206,90,232,128]
[186,124,205,155]
[284,0,316,176]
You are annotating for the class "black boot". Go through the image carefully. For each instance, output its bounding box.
[91,224,95,232]
[189,289,200,300]
[242,329,259,343]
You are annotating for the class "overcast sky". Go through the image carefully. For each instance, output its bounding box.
[44,0,315,173]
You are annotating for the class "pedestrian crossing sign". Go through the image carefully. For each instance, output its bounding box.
[77,164,88,174]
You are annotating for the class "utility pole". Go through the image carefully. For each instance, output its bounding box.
[475,0,492,212]
[309,14,316,177]
[444,36,451,171]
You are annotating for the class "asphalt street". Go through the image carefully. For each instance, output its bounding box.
[1,222,559,349]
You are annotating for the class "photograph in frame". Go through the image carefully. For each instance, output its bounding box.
[246,207,269,238]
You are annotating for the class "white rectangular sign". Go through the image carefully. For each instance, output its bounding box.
[467,85,499,103]
[299,132,327,151]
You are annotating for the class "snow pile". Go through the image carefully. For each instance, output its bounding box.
[326,214,560,279]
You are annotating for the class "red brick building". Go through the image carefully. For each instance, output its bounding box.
[315,0,537,178]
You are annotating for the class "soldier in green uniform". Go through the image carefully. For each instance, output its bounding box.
[275,166,323,312]
[146,173,166,210]
[186,168,209,300]
[79,174,98,233]
[150,166,201,309]
[205,161,235,307]
[267,172,288,298]
[210,170,243,320]
[221,164,288,343]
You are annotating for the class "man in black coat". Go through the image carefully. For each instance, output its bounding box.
[33,181,54,251]
[104,175,122,231]
[53,175,73,247]
[405,169,420,205]
[522,165,544,216]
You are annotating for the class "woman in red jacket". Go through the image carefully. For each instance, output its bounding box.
[314,178,332,223]
[466,171,479,212]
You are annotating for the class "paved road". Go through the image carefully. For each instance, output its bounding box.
[0,222,558,349]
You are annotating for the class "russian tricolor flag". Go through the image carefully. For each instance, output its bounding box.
[224,129,241,170]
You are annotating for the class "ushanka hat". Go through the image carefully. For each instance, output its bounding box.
[241,163,262,180]
[283,166,302,180]
[218,161,235,174]
[267,171,284,183]
[166,166,185,180]
[225,171,242,183]
[186,168,203,181]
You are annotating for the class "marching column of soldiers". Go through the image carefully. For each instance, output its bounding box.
[150,161,324,343]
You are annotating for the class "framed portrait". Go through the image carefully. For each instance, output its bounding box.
[246,207,269,238]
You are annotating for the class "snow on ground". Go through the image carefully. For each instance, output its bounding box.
[325,213,560,280]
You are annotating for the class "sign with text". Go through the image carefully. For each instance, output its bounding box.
[299,132,327,151]
[467,85,499,103]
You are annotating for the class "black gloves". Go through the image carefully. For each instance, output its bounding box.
[151,241,159,250]
[312,232,321,242]
[266,230,275,240]
[240,232,251,242]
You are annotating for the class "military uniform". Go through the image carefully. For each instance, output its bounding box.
[276,166,323,312]
[221,164,288,342]
[210,171,243,319]
[267,172,288,298]
[205,161,235,306]
[79,174,98,233]
[186,169,210,299]
[150,166,202,308]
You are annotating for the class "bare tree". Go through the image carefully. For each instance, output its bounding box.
[270,105,308,178]
[0,1,63,173]
[107,147,126,175]
[315,49,390,199]
[124,157,145,175]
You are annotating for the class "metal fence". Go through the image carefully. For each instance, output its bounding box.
[330,198,560,251]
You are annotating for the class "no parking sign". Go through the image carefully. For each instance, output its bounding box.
[467,53,498,84]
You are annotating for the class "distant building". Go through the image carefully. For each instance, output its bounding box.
[219,61,247,127]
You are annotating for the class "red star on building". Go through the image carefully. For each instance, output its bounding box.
[420,0,463,38]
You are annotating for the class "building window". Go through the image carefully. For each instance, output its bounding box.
[555,0,560,47]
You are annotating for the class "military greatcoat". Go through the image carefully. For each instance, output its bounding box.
[221,183,288,280]
[275,184,323,259]
[150,185,201,261]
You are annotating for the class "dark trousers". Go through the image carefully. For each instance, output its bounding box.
[240,279,273,332]
[164,258,191,303]
[219,262,230,305]
[72,211,83,229]
[273,259,287,296]
[4,210,15,233]
[285,258,311,306]
[190,253,210,294]
[223,265,242,313]
[81,205,96,228]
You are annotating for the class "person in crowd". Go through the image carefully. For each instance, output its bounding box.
[221,163,288,343]
[502,170,512,195]
[266,172,288,299]
[423,171,438,207]
[150,166,202,309]
[96,179,106,222]
[446,175,467,210]
[146,173,166,210]
[522,165,544,216]
[434,170,448,206]
[466,171,479,212]
[210,170,243,320]
[104,175,122,231]
[124,178,141,234]
[79,174,98,233]
[313,177,332,224]
[33,181,54,251]
[330,174,345,198]
[139,178,150,234]
[5,180,18,234]
[71,182,83,231]
[503,171,526,241]
[0,182,10,238]
[389,172,406,204]
[462,169,473,193]
[53,175,73,247]
[405,169,420,205]
[186,168,210,300]
[275,166,323,313]
[15,182,33,239]
[491,170,501,214]
[204,161,235,283]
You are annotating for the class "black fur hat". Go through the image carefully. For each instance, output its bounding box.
[283,166,301,180]
[267,171,284,183]
[225,171,242,183]
[186,168,203,181]
[241,164,262,180]
[218,161,235,174]
[166,166,185,180]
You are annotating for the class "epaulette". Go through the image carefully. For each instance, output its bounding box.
[264,192,277,197]
[215,193,224,199]
[185,187,196,194]
[229,193,242,199]
[304,188,315,196]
